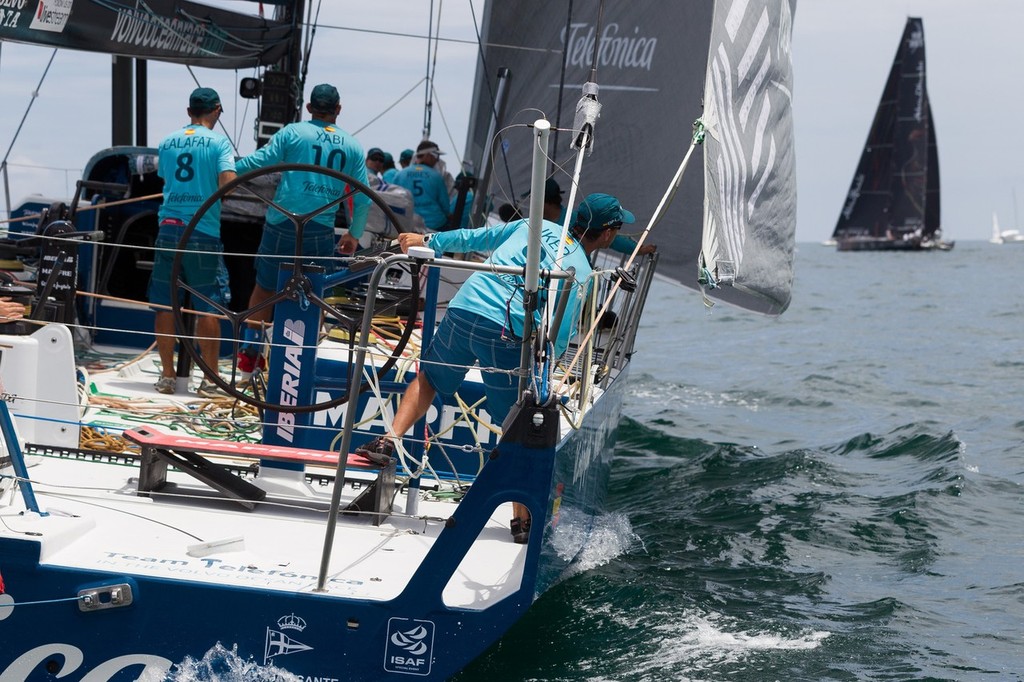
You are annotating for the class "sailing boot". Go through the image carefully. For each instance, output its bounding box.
[354,436,397,467]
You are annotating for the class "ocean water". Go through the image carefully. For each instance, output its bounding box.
[455,241,1024,681]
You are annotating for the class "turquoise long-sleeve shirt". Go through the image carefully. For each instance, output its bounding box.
[236,119,370,237]
[427,220,594,358]
[157,124,236,238]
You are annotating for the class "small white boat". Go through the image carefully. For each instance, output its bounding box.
[990,212,1024,244]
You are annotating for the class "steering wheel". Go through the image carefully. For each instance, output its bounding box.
[170,163,419,413]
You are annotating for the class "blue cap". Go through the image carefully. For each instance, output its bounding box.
[573,193,635,231]
[383,152,394,164]
[189,87,221,113]
[309,83,340,112]
[400,149,414,162]
[366,147,385,162]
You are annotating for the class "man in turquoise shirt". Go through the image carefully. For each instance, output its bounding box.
[149,87,237,395]
[392,140,450,230]
[357,193,635,541]
[234,84,370,373]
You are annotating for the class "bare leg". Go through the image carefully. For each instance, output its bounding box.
[247,284,274,324]
[512,502,529,523]
[389,372,437,438]
[196,314,221,373]
[154,311,177,378]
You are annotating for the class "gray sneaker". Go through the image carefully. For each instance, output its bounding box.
[196,379,224,398]
[154,376,176,394]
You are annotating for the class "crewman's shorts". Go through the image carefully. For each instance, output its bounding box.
[421,307,521,421]
[255,220,337,291]
[148,226,229,313]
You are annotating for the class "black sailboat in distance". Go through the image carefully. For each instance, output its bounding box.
[831,17,951,252]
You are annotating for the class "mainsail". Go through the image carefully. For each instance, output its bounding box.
[0,0,295,69]
[465,1,713,293]
[466,0,797,315]
[831,17,941,245]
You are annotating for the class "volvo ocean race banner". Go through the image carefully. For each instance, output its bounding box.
[700,0,798,315]
[0,0,293,68]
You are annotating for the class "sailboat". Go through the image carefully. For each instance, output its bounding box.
[990,212,1024,244]
[831,17,952,252]
[0,1,797,680]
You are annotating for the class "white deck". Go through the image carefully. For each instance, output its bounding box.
[2,452,527,609]
[0,329,536,611]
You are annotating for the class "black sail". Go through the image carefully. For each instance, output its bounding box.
[465,1,714,296]
[832,17,944,250]
[465,0,798,313]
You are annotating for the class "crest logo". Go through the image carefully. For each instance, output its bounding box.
[264,613,313,664]
[277,613,307,632]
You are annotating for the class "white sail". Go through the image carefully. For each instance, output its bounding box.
[700,0,798,315]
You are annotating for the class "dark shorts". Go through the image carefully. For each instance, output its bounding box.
[148,226,230,313]
[255,221,338,291]
[421,307,522,421]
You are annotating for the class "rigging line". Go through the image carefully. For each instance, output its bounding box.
[551,0,575,167]
[27,494,205,542]
[465,1,529,203]
[298,0,322,94]
[422,0,438,139]
[0,191,163,225]
[1,49,57,169]
[428,83,463,170]
[426,0,449,141]
[0,596,83,608]
[309,22,478,47]
[352,78,427,137]
[482,121,539,212]
[185,65,240,156]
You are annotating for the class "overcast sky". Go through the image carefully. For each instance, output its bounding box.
[0,0,1020,243]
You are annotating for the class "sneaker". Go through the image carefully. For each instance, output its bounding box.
[196,379,224,398]
[154,376,176,394]
[510,516,531,544]
[354,436,396,467]
[237,349,266,380]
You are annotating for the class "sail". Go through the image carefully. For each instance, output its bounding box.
[699,0,798,315]
[0,0,295,69]
[465,1,714,293]
[832,17,936,241]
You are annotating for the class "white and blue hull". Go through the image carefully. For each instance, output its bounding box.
[0,347,625,681]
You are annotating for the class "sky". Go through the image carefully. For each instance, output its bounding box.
[0,0,1022,244]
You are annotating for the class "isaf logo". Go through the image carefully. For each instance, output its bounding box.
[384,617,434,675]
